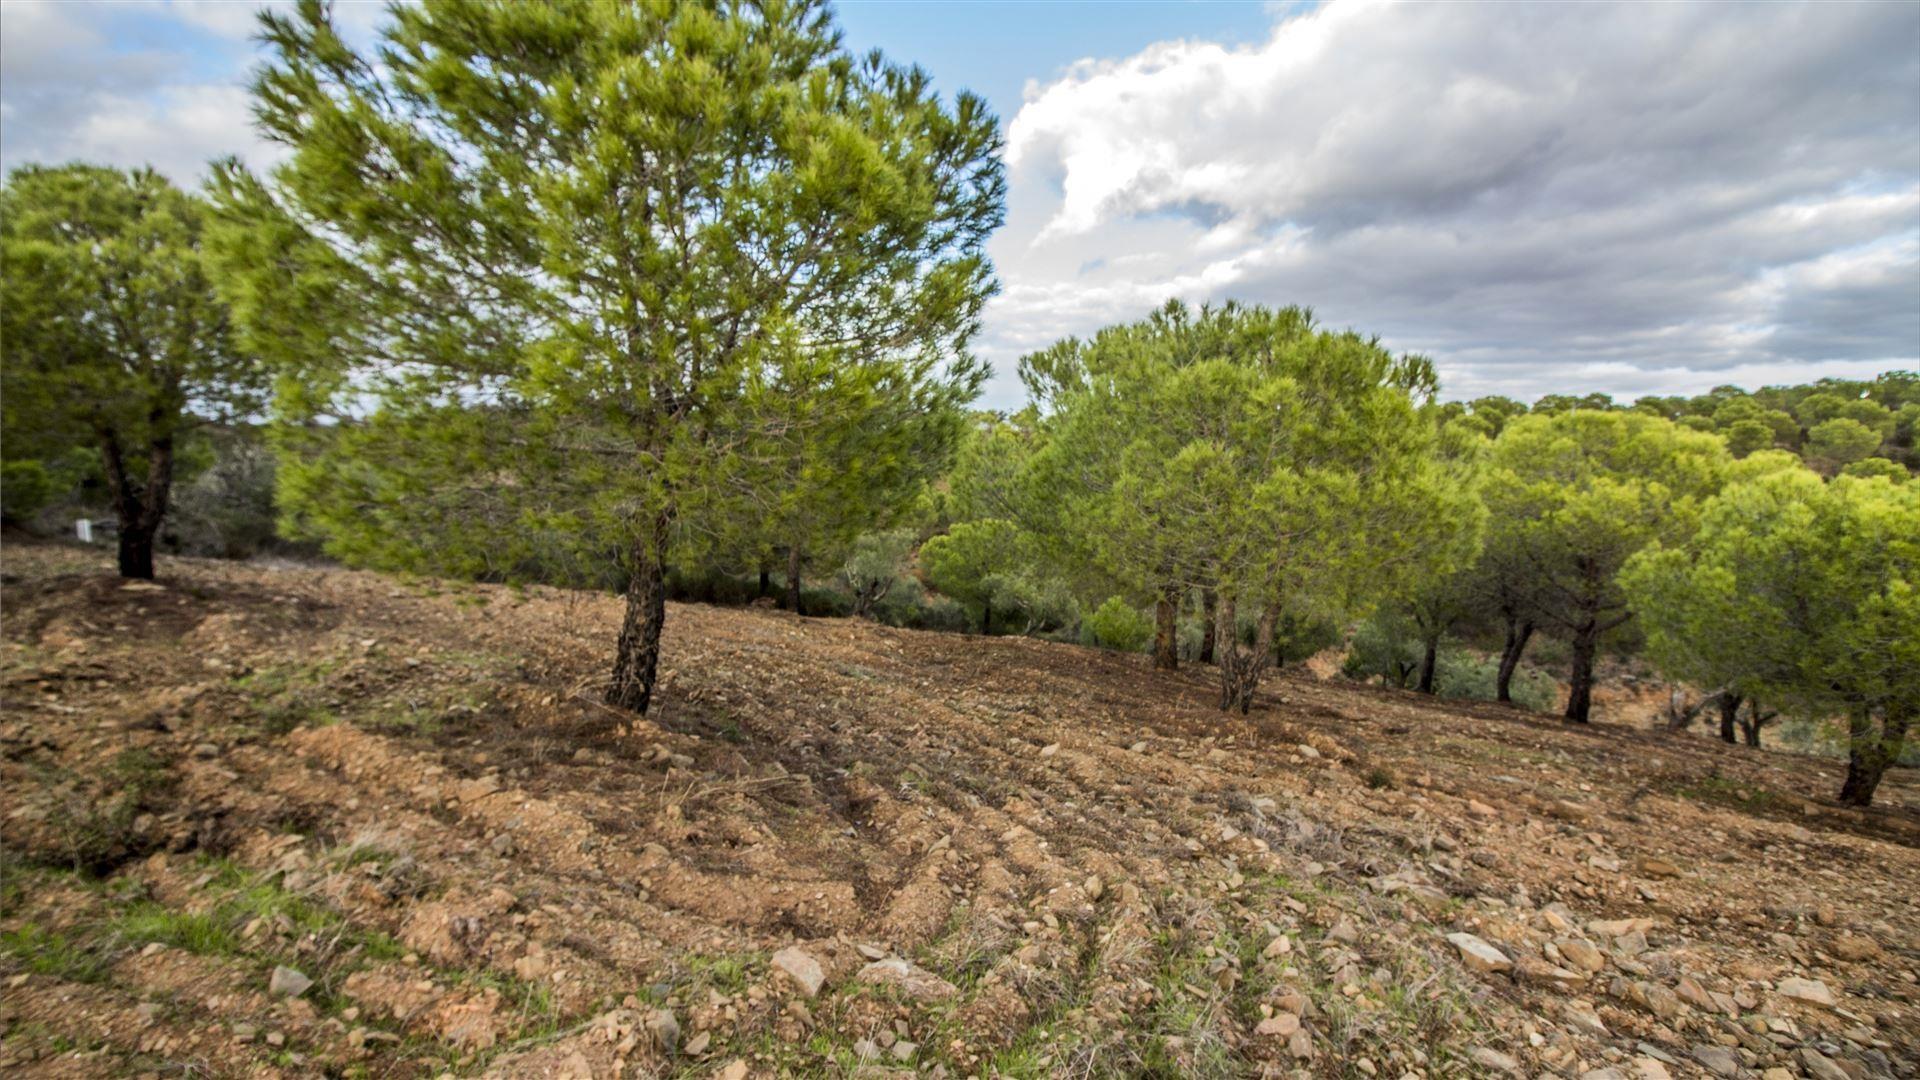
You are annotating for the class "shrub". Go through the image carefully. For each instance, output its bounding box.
[1342,609,1424,687]
[168,438,280,558]
[1085,596,1152,652]
[0,460,54,523]
[1433,650,1558,711]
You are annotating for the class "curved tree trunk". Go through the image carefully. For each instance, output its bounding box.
[1564,625,1597,723]
[1217,596,1278,715]
[100,430,174,581]
[1839,707,1910,807]
[606,512,671,715]
[1199,587,1217,665]
[1717,691,1744,744]
[782,546,803,612]
[1496,619,1533,704]
[1153,583,1180,670]
[1416,633,1440,695]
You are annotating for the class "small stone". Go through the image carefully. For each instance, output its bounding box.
[683,1032,711,1056]
[1776,976,1835,1006]
[771,947,826,998]
[269,966,312,998]
[1084,875,1104,901]
[1129,741,1148,753]
[1636,855,1682,879]
[856,958,958,1001]
[1447,932,1512,975]
[856,943,886,960]
[490,832,515,856]
[1797,1050,1850,1080]
[193,743,220,758]
[714,1061,749,1080]
[1632,1059,1672,1080]
[1690,1045,1739,1077]
[1557,937,1607,972]
[890,1041,918,1062]
[1287,1028,1315,1060]
[1262,935,1292,959]
[1255,1013,1300,1037]
[1469,1046,1520,1073]
[1039,743,1060,757]
[645,1008,680,1054]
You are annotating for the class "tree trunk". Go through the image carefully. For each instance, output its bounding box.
[782,546,802,613]
[1564,624,1597,723]
[1839,707,1911,807]
[99,430,174,581]
[606,513,671,715]
[979,602,991,636]
[1217,596,1277,715]
[1153,583,1179,670]
[1717,691,1744,744]
[1199,587,1217,665]
[1740,700,1772,748]
[1496,619,1533,704]
[1416,633,1440,694]
[757,564,771,598]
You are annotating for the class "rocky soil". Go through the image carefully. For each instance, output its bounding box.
[2,544,1915,1079]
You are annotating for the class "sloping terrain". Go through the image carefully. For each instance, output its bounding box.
[1,544,1915,1079]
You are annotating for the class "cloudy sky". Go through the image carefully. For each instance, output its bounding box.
[3,0,1916,408]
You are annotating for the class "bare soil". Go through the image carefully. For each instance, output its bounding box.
[2,544,1914,1079]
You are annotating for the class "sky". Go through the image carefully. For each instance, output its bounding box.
[2,0,1916,410]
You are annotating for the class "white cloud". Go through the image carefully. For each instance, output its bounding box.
[984,0,1920,407]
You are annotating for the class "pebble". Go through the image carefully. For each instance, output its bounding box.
[268,966,312,998]
[1447,932,1512,975]
[770,947,826,998]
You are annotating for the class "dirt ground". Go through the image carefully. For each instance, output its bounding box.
[2,544,1915,1079]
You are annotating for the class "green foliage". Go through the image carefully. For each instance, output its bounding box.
[1,164,262,571]
[1085,596,1152,652]
[212,0,1004,708]
[169,433,282,558]
[1805,417,1883,472]
[1432,650,1558,711]
[1484,410,1728,718]
[1841,457,1907,482]
[1623,469,1918,802]
[1722,419,1776,458]
[1343,608,1426,688]
[0,459,55,523]
[838,529,918,617]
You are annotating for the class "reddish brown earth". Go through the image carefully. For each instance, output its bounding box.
[2,544,1915,1079]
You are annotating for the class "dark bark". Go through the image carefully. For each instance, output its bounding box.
[1153,583,1179,671]
[1496,619,1533,704]
[979,602,991,636]
[1739,700,1775,748]
[757,565,771,598]
[99,429,174,581]
[1717,691,1744,744]
[1199,587,1217,665]
[1217,596,1278,715]
[1839,707,1910,807]
[606,513,671,715]
[1564,624,1597,723]
[782,546,802,612]
[1416,634,1440,695]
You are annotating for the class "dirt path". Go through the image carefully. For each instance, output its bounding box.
[2,546,1914,1078]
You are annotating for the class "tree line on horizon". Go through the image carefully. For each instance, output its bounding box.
[1,0,1914,805]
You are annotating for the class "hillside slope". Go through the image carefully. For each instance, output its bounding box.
[2,546,1915,1079]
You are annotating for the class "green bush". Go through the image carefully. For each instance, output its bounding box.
[1085,596,1151,652]
[1342,609,1424,687]
[1433,650,1558,711]
[0,460,54,523]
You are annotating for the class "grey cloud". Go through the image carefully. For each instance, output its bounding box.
[982,0,1920,408]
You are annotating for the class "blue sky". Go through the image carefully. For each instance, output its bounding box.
[3,0,1916,408]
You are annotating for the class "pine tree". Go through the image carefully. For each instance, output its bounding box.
[211,0,1003,715]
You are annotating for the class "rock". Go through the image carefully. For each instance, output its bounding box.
[1129,741,1148,753]
[1084,874,1104,901]
[193,743,220,758]
[1039,743,1060,758]
[1446,932,1512,975]
[1613,929,1649,958]
[1262,935,1292,959]
[645,1008,680,1054]
[1516,957,1586,989]
[771,947,826,998]
[1467,799,1498,818]
[1287,1028,1315,1060]
[1469,1046,1520,1073]
[489,832,515,856]
[1674,977,1716,1012]
[1636,855,1682,879]
[269,966,313,998]
[1830,935,1879,961]
[1255,1013,1300,1037]
[1557,936,1607,973]
[683,1032,711,1056]
[1563,1003,1609,1036]
[1776,976,1835,1007]
[1690,1045,1740,1077]
[715,1061,750,1080]
[1798,1049,1851,1080]
[855,958,958,1002]
[1328,917,1359,944]
[856,942,886,960]
[891,1040,918,1062]
[1633,1059,1672,1080]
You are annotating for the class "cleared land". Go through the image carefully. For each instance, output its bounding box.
[1,545,1914,1078]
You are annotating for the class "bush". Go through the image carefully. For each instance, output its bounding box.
[168,438,281,558]
[0,459,55,523]
[798,584,853,618]
[1433,650,1558,711]
[1085,596,1151,652]
[1342,609,1423,687]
